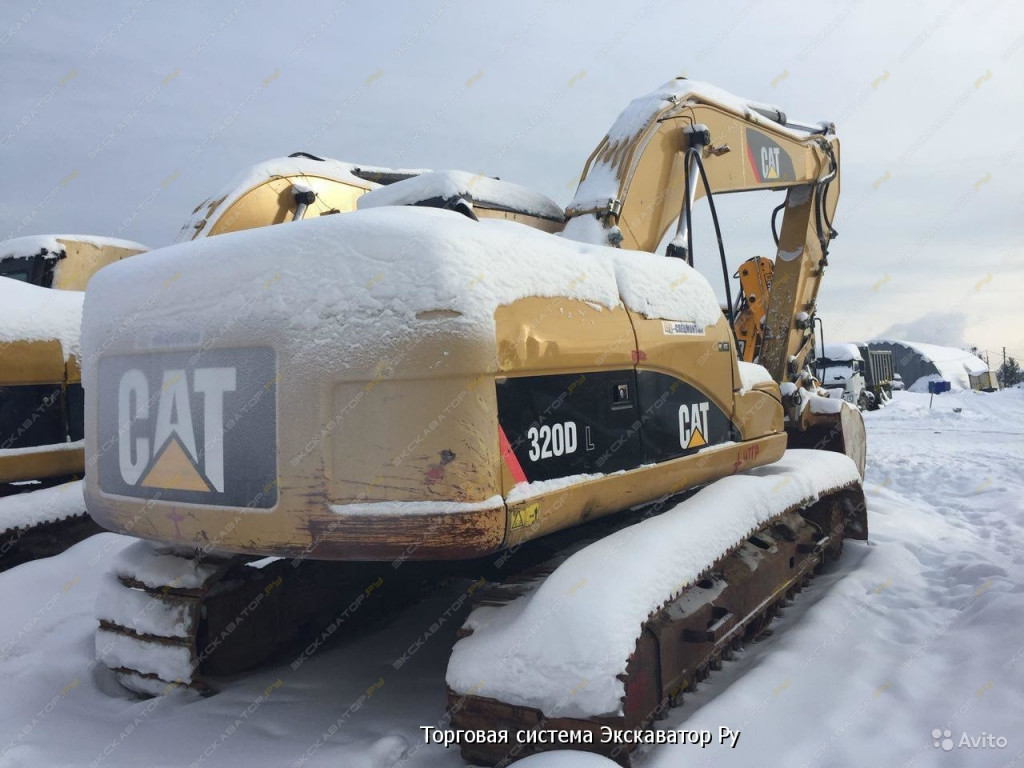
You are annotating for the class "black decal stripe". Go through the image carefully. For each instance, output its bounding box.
[496,370,737,484]
[496,370,640,483]
[636,370,734,464]
[0,383,68,450]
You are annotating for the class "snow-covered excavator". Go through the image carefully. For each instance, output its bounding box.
[84,78,867,764]
[1,235,147,568]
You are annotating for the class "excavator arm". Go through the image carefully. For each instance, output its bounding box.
[732,255,774,362]
[563,78,840,385]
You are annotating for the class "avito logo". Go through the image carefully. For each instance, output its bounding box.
[98,348,277,508]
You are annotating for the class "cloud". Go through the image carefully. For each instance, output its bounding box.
[873,311,969,347]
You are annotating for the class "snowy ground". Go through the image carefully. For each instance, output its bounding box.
[1,389,1021,768]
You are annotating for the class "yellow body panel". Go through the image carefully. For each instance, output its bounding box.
[494,298,636,376]
[0,340,83,484]
[629,313,737,421]
[733,256,774,362]
[0,444,83,485]
[0,339,65,386]
[188,174,373,239]
[2,238,144,484]
[87,289,784,560]
[50,238,146,291]
[474,208,563,234]
[502,434,785,547]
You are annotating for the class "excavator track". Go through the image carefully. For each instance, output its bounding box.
[446,461,866,766]
[0,480,101,572]
[95,543,438,695]
[95,454,866,768]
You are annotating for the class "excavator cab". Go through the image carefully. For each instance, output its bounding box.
[0,248,59,286]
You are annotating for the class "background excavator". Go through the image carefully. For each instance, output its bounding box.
[83,78,867,765]
[1,235,147,567]
[0,155,403,569]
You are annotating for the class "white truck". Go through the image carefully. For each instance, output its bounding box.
[815,342,897,410]
[816,342,868,408]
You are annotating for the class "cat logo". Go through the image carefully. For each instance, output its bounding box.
[98,348,277,508]
[760,146,782,180]
[118,367,236,493]
[745,128,795,183]
[679,401,710,450]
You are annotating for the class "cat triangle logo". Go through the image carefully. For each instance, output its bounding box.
[760,146,782,181]
[679,400,711,451]
[140,434,215,492]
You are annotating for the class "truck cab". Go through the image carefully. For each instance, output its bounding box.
[815,342,867,408]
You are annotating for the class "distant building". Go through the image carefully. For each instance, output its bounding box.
[865,340,996,391]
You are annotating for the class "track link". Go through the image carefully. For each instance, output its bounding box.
[95,543,437,695]
[447,485,866,766]
[1,479,101,572]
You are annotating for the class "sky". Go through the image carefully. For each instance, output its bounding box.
[1,0,1022,363]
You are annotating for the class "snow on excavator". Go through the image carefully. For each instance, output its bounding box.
[84,78,867,764]
[0,155,399,569]
[1,235,147,568]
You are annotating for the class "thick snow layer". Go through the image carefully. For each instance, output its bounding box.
[95,628,193,683]
[446,450,861,718]
[1,234,62,261]
[559,211,610,246]
[0,278,83,359]
[557,217,726,329]
[84,207,725,384]
[0,479,85,531]
[608,251,723,328]
[94,575,193,639]
[873,339,990,390]
[568,78,816,214]
[175,156,381,242]
[357,170,564,220]
[112,541,220,590]
[807,392,844,414]
[814,340,863,362]
[737,361,773,392]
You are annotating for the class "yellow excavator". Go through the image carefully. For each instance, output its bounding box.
[84,78,867,763]
[0,155,398,569]
[1,236,147,567]
[174,153,420,241]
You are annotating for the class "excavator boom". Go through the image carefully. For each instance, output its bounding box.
[564,78,840,384]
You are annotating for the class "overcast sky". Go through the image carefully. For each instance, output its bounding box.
[2,0,1022,363]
